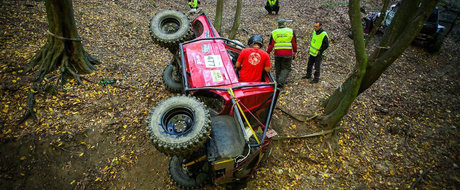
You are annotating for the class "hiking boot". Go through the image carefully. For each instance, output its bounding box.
[302,75,311,79]
[310,78,319,84]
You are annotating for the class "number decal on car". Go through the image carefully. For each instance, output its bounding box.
[204,55,223,68]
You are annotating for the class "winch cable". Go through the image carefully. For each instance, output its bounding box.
[228,88,260,144]
[237,99,266,129]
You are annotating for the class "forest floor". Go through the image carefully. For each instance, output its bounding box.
[0,0,459,189]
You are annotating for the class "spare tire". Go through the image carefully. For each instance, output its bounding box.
[147,96,211,156]
[149,10,193,48]
[163,60,182,93]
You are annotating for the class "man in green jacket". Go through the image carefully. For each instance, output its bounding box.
[302,21,329,84]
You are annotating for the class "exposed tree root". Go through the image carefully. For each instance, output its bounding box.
[16,85,38,126]
[276,107,318,122]
[409,168,431,190]
[273,126,341,140]
[17,41,99,126]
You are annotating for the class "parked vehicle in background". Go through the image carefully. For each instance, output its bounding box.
[354,3,446,53]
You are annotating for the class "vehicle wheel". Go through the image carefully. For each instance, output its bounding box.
[169,156,210,189]
[149,10,193,48]
[427,33,445,53]
[163,60,182,93]
[147,96,211,156]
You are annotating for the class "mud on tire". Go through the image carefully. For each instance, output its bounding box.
[149,10,193,48]
[162,60,182,93]
[147,96,211,156]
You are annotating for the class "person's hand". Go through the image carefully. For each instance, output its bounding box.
[293,52,297,60]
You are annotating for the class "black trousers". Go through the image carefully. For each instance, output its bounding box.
[265,3,279,14]
[306,54,322,79]
[275,55,292,86]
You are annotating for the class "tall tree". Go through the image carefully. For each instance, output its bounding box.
[214,0,224,34]
[319,0,439,133]
[230,0,242,39]
[20,0,99,124]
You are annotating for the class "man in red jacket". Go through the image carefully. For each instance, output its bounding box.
[236,35,271,82]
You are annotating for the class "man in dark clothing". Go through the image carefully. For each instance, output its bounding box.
[267,19,298,88]
[302,21,329,83]
[265,0,280,14]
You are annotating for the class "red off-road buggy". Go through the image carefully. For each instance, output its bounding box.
[147,10,279,188]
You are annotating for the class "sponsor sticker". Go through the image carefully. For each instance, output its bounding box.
[210,70,223,82]
[194,55,202,65]
[202,44,210,53]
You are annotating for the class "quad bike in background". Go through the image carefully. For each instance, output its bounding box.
[147,10,279,189]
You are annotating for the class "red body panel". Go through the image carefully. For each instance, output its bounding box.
[184,15,275,119]
[184,40,239,88]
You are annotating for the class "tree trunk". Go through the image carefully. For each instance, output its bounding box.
[18,0,99,125]
[26,0,98,84]
[214,0,224,34]
[320,0,367,129]
[321,0,439,130]
[229,0,242,39]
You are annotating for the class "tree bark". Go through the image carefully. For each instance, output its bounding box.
[229,0,242,39]
[26,0,98,84]
[214,0,224,34]
[320,0,367,129]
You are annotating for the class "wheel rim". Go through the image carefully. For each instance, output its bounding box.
[162,108,194,135]
[181,158,195,176]
[160,18,181,34]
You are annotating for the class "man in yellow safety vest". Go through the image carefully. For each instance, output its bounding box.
[188,0,201,14]
[302,21,329,84]
[265,0,279,15]
[267,19,298,88]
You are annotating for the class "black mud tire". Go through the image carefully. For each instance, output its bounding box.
[149,10,193,48]
[427,33,445,54]
[147,96,211,156]
[163,60,182,93]
[169,156,210,189]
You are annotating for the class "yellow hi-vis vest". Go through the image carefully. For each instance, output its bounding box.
[189,0,198,8]
[309,30,328,56]
[272,28,293,50]
[268,0,277,6]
